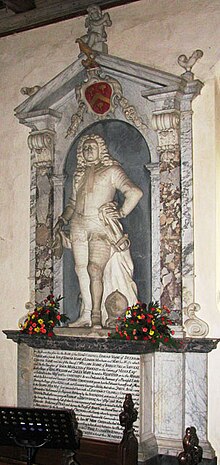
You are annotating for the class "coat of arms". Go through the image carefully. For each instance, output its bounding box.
[65,68,148,138]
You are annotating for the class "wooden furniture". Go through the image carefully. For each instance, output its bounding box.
[0,395,138,465]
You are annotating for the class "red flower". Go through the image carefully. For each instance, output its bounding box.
[56,314,61,320]
[126,335,130,340]
[163,337,169,343]
[48,332,54,337]
[163,305,171,313]
[142,327,147,332]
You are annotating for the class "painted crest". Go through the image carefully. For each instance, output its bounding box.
[84,81,112,115]
[66,69,149,138]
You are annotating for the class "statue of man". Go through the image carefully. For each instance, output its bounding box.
[54,134,143,328]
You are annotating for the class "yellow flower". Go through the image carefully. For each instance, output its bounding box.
[137,315,142,319]
[149,329,154,335]
[38,319,43,324]
[31,315,35,319]
[34,327,40,332]
[156,308,162,313]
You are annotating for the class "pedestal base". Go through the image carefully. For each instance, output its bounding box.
[3,332,219,464]
[143,455,217,465]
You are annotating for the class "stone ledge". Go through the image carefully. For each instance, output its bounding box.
[3,330,219,354]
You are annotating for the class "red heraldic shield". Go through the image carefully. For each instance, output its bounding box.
[85,81,112,115]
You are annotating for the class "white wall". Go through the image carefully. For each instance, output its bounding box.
[0,0,219,458]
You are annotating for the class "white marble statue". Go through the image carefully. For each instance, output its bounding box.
[54,134,143,327]
[78,4,112,52]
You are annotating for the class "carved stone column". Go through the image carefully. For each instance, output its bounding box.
[28,129,55,302]
[53,174,66,301]
[152,109,181,323]
[145,162,160,302]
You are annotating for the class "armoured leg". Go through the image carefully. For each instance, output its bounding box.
[71,240,92,327]
[88,236,111,326]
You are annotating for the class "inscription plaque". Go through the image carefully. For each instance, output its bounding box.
[33,350,140,440]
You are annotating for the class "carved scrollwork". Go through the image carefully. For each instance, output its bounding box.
[184,303,209,337]
[28,129,55,168]
[152,111,180,152]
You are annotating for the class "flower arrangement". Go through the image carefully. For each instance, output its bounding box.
[19,294,69,337]
[108,301,176,347]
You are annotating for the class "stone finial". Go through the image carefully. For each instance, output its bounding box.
[178,50,203,81]
[20,86,41,97]
[76,4,112,54]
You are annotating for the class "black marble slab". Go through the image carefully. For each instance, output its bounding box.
[3,331,220,354]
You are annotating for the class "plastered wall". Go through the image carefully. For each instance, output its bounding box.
[0,0,219,458]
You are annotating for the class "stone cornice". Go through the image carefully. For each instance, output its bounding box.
[3,331,219,354]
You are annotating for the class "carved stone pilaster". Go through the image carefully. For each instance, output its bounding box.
[152,110,181,323]
[145,163,160,302]
[27,129,55,302]
[52,174,66,302]
[28,129,55,168]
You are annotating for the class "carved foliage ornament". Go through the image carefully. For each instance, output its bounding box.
[66,69,149,138]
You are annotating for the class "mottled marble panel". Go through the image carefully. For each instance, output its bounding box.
[35,167,53,302]
[180,103,195,305]
[160,149,181,322]
[154,352,183,439]
[185,352,207,439]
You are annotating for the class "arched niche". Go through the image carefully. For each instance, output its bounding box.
[63,119,151,322]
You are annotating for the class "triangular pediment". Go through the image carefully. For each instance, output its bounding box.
[14,52,183,119]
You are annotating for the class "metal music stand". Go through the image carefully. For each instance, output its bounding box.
[0,406,80,465]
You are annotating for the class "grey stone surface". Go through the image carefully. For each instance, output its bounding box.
[3,331,219,354]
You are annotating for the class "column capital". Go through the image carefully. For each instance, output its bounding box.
[28,129,55,168]
[152,110,180,153]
